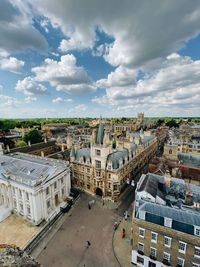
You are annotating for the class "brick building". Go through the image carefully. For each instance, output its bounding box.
[132,173,200,267]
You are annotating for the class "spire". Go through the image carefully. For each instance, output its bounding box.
[96,120,104,145]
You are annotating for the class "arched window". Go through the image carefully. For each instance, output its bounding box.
[169,149,172,154]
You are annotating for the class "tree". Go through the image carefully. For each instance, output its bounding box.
[156,119,165,127]
[165,119,179,128]
[16,140,27,148]
[23,129,42,144]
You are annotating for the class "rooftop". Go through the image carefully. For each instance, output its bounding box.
[136,173,200,231]
[0,153,68,187]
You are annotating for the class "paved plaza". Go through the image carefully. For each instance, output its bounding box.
[0,214,40,248]
[38,193,122,267]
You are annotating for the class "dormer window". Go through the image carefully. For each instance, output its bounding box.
[194,226,200,237]
[164,217,172,228]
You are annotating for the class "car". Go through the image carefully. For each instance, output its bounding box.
[60,202,71,213]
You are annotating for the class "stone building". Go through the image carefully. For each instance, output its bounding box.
[132,172,200,267]
[70,122,157,202]
[0,152,70,225]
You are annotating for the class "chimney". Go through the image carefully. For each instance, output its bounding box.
[41,151,44,157]
[6,145,10,153]
[185,191,193,206]
[164,170,171,189]
[28,140,31,147]
[61,144,65,152]
[0,143,4,155]
[44,137,47,143]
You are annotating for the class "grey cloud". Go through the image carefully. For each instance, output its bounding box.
[0,0,47,53]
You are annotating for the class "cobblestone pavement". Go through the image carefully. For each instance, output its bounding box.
[37,193,121,267]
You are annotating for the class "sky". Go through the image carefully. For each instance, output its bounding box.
[0,0,200,118]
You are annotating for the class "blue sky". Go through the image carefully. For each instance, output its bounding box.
[0,0,200,118]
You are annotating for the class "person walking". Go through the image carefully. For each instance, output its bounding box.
[86,241,91,248]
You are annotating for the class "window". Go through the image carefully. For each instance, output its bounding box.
[26,192,29,200]
[151,232,158,243]
[20,203,23,212]
[113,184,118,191]
[163,252,170,262]
[137,256,144,264]
[62,188,65,196]
[47,200,50,209]
[27,206,31,215]
[46,187,49,195]
[139,210,146,220]
[95,149,101,156]
[54,182,57,189]
[169,149,172,154]
[96,171,101,177]
[177,258,184,267]
[61,177,63,184]
[138,243,144,252]
[95,160,101,169]
[194,247,200,258]
[164,236,171,248]
[108,182,111,189]
[19,189,22,197]
[194,226,200,237]
[150,247,157,257]
[139,228,145,238]
[87,168,90,173]
[179,241,187,254]
[164,217,172,228]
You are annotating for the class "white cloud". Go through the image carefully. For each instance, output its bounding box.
[69,104,87,114]
[16,76,47,96]
[52,97,73,103]
[32,54,96,93]
[0,0,47,53]
[40,18,49,33]
[93,53,200,115]
[0,94,19,108]
[31,0,200,67]
[0,56,24,73]
[24,96,37,103]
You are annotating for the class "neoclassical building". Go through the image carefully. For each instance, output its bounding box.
[0,152,71,225]
[70,123,157,202]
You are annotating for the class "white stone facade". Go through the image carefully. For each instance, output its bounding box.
[0,153,71,225]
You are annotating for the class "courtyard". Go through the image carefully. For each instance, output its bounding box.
[37,193,122,267]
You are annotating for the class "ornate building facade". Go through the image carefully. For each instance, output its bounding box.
[70,122,157,202]
[0,152,71,225]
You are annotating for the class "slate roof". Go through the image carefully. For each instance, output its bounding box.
[177,153,200,168]
[107,149,129,169]
[140,202,200,226]
[75,148,91,161]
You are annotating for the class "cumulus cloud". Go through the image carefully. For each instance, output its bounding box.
[0,57,24,73]
[52,97,73,103]
[16,76,47,96]
[24,96,37,103]
[31,0,200,67]
[0,0,47,53]
[93,53,200,114]
[0,94,19,107]
[32,54,96,93]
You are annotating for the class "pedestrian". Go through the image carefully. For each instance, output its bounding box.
[88,203,91,209]
[102,200,104,206]
[86,240,91,248]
